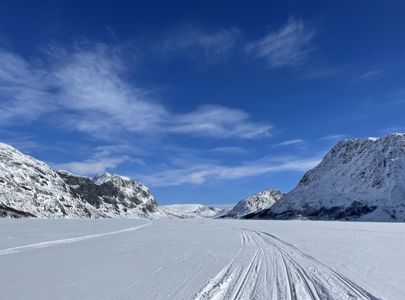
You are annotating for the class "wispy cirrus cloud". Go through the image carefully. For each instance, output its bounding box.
[246,18,315,68]
[138,155,321,187]
[0,49,56,124]
[0,44,271,140]
[209,146,247,154]
[160,25,241,61]
[352,70,383,82]
[274,139,305,147]
[168,105,271,139]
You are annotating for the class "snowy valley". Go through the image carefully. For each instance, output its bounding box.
[0,218,403,299]
[1,134,405,299]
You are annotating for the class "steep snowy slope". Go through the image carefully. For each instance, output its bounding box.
[251,133,405,221]
[161,204,223,218]
[224,189,283,218]
[0,143,94,218]
[58,172,166,218]
[0,141,164,218]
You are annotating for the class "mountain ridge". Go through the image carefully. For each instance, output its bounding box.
[0,142,163,218]
[161,204,223,218]
[246,133,405,221]
[223,189,283,218]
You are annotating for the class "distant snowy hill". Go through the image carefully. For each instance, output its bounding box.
[58,171,165,218]
[0,142,163,218]
[0,142,95,218]
[161,204,223,218]
[223,189,283,218]
[249,133,405,221]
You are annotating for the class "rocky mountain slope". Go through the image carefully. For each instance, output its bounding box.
[0,143,95,218]
[161,204,223,218]
[58,171,165,218]
[248,133,405,221]
[0,142,163,218]
[223,189,283,218]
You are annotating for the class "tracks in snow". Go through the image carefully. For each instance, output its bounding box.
[0,222,151,256]
[194,229,380,300]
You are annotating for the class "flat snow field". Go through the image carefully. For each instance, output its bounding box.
[0,219,404,300]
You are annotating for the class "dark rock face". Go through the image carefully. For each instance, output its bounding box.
[0,204,36,218]
[57,173,104,208]
[245,201,378,221]
[57,171,162,217]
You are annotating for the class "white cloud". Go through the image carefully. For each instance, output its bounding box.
[246,18,315,68]
[0,49,56,124]
[353,70,383,81]
[0,44,271,140]
[50,45,166,138]
[161,25,240,61]
[274,139,304,146]
[138,156,321,187]
[209,146,247,154]
[54,156,128,176]
[168,105,271,138]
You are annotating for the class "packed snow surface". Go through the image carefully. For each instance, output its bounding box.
[1,219,403,299]
[161,204,223,218]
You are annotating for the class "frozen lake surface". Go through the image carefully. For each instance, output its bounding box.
[0,219,404,299]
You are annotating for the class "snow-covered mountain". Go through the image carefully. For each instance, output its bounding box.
[223,189,283,218]
[0,142,163,218]
[250,133,405,221]
[58,172,165,218]
[0,142,95,218]
[161,204,223,218]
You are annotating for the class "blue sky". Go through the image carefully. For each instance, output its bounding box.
[1,1,405,205]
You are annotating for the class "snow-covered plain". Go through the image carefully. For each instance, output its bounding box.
[0,219,403,300]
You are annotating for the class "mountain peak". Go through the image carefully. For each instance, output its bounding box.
[161,204,223,218]
[92,172,133,185]
[250,133,405,221]
[224,189,283,218]
[0,141,163,219]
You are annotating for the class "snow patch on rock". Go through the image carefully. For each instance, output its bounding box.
[224,189,283,218]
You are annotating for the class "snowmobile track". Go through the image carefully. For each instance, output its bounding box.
[194,229,381,300]
[0,222,151,256]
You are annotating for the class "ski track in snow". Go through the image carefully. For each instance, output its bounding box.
[0,222,151,256]
[194,229,381,300]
